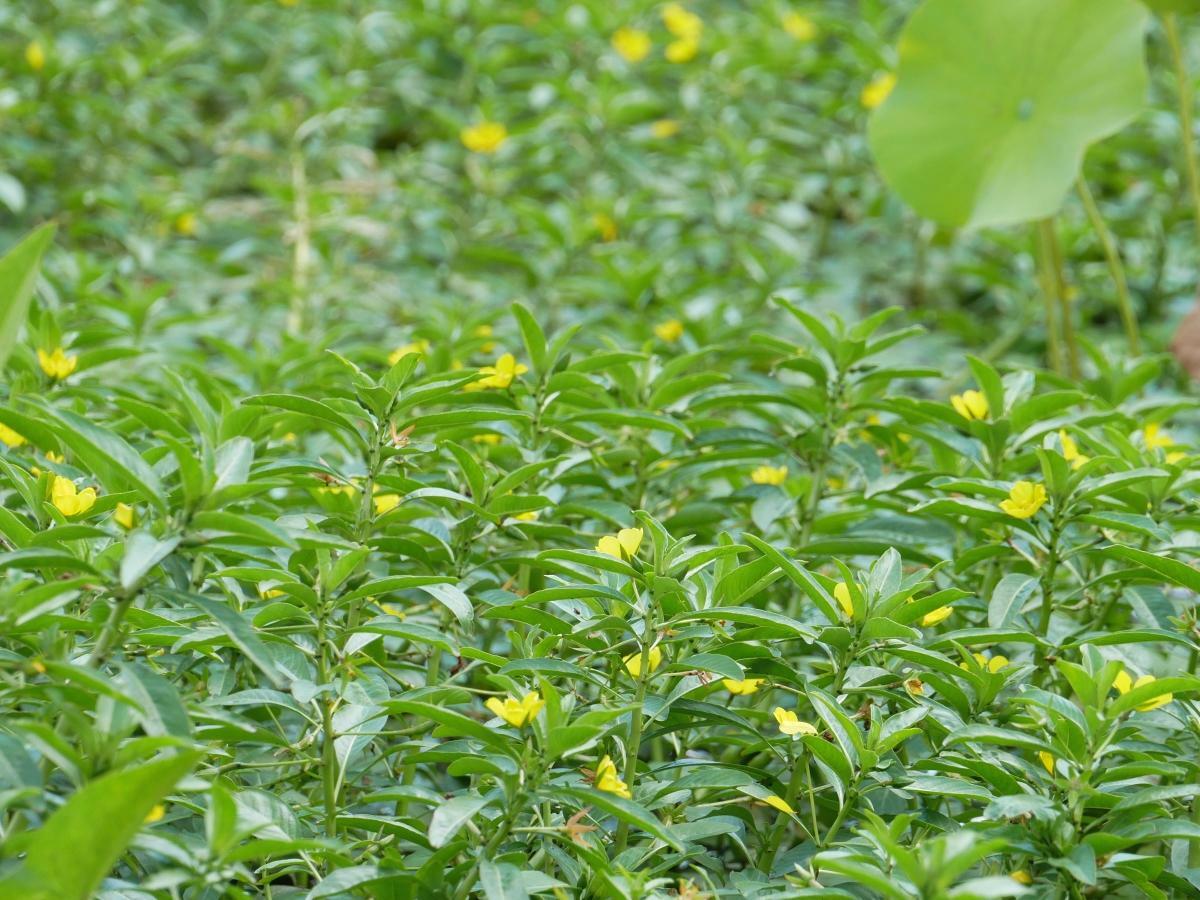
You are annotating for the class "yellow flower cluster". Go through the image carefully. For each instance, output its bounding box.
[662,3,702,63]
[654,319,683,343]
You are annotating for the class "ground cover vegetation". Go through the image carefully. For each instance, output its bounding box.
[5,1,1200,898]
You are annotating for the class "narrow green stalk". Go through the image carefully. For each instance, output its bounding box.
[1075,177,1140,354]
[86,592,137,668]
[1033,220,1065,376]
[319,696,339,839]
[758,749,813,871]
[613,620,652,853]
[1165,13,1200,249]
[1043,218,1079,378]
[287,144,312,337]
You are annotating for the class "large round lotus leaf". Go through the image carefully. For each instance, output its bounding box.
[869,0,1148,230]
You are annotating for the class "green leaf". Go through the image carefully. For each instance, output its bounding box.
[0,224,55,373]
[988,573,1037,628]
[869,0,1148,229]
[170,591,288,689]
[559,786,683,850]
[1103,544,1200,593]
[478,860,530,900]
[42,407,165,509]
[0,750,201,900]
[428,793,489,848]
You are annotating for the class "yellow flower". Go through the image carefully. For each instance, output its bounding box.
[0,423,26,448]
[174,212,198,236]
[513,510,538,521]
[1059,430,1087,469]
[596,526,644,559]
[278,0,299,5]
[25,41,45,72]
[381,603,405,618]
[624,644,663,677]
[834,582,854,619]
[651,118,681,139]
[460,121,508,154]
[1011,871,1033,886]
[144,804,165,824]
[45,451,63,464]
[751,465,788,486]
[1038,751,1055,775]
[465,353,529,391]
[373,491,401,515]
[1113,670,1172,711]
[473,433,502,446]
[773,707,817,737]
[593,212,619,242]
[950,390,988,421]
[38,347,78,381]
[1143,424,1185,464]
[612,27,652,63]
[904,677,924,696]
[921,606,952,627]
[51,476,97,517]
[595,754,632,799]
[723,678,763,695]
[960,652,1009,673]
[114,502,135,530]
[782,12,818,41]
[665,39,699,63]
[662,3,703,40]
[260,586,286,600]
[861,72,897,110]
[389,339,430,365]
[654,318,684,343]
[999,481,1047,519]
[762,794,794,814]
[485,691,545,728]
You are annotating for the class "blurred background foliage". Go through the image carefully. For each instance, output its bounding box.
[3,0,1197,369]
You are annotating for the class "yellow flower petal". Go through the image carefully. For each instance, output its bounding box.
[595,754,632,798]
[722,678,763,695]
[950,390,988,421]
[762,794,794,814]
[750,465,788,486]
[461,121,508,154]
[624,644,662,677]
[654,319,684,342]
[612,27,652,63]
[782,13,818,41]
[774,707,818,737]
[1038,751,1055,775]
[999,481,1046,519]
[834,582,854,619]
[921,605,952,627]
[38,347,79,380]
[861,72,896,110]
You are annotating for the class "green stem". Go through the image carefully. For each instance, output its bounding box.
[758,750,812,871]
[613,624,652,853]
[1075,177,1140,354]
[1165,13,1200,250]
[86,592,136,668]
[1045,218,1079,378]
[1033,220,1065,376]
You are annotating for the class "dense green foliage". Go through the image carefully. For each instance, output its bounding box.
[5,2,1200,899]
